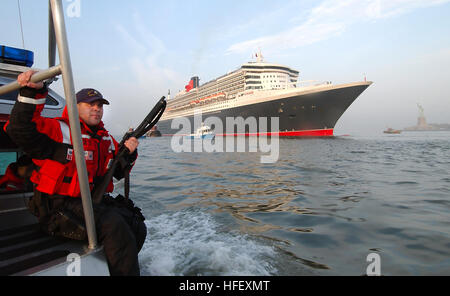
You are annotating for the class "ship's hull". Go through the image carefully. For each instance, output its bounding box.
[157,82,371,137]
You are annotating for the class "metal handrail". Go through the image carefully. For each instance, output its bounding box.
[48,3,56,68]
[0,65,62,95]
[50,0,98,250]
[0,0,98,250]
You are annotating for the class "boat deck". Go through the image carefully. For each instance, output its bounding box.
[0,192,96,275]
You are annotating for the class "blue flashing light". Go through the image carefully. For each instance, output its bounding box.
[0,45,34,67]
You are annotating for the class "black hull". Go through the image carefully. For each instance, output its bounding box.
[157,83,370,136]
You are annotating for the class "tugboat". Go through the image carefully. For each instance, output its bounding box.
[146,125,162,137]
[383,128,402,134]
[128,127,147,139]
[185,123,215,140]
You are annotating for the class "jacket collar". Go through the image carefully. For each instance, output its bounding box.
[59,106,109,137]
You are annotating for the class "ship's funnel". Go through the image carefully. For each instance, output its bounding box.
[191,76,200,89]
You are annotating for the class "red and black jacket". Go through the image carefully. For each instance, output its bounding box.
[4,86,137,198]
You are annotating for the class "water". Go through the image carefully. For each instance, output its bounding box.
[118,131,448,275]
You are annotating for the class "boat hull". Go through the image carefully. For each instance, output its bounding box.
[158,82,371,137]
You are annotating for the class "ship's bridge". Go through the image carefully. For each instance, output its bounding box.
[241,62,299,91]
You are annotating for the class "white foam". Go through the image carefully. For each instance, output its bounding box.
[139,209,277,276]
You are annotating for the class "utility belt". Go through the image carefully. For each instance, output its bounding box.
[28,190,145,241]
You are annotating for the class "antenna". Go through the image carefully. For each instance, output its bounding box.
[256,47,264,63]
[17,0,26,48]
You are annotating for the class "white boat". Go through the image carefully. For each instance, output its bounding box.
[185,124,215,140]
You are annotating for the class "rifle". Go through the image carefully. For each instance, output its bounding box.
[92,96,166,204]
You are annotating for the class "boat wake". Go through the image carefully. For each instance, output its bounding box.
[139,208,278,276]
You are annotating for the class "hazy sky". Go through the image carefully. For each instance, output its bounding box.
[2,0,450,136]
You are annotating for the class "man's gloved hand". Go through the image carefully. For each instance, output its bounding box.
[124,137,139,155]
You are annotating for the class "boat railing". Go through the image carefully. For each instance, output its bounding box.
[295,80,332,87]
[0,0,98,250]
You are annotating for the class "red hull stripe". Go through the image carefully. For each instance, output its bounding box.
[218,129,334,137]
[163,129,334,137]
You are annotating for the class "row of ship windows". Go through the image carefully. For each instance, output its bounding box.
[242,65,299,74]
[246,81,286,87]
[199,85,243,97]
[217,76,244,85]
[245,79,287,83]
[216,76,244,85]
[181,98,235,112]
[263,75,285,78]
[245,71,296,78]
[266,80,286,83]
[200,81,244,93]
[244,74,290,79]
[203,72,244,86]
[202,76,243,88]
[245,85,288,90]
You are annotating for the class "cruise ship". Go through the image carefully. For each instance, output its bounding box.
[157,54,372,137]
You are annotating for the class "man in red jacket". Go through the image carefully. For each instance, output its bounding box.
[5,70,146,276]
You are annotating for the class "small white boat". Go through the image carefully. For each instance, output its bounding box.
[185,124,215,140]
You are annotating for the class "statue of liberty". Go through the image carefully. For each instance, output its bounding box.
[417,103,425,117]
[417,103,427,128]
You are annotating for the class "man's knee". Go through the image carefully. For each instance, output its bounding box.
[105,204,147,252]
[97,210,132,239]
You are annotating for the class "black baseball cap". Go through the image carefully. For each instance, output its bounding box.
[76,88,110,105]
